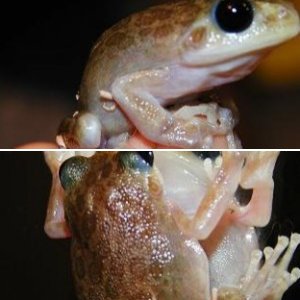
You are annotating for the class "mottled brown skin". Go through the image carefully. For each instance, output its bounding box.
[64,152,208,300]
[78,0,210,138]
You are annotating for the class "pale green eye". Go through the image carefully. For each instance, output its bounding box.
[59,156,89,190]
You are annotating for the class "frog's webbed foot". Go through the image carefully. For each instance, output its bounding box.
[57,111,102,148]
[111,69,233,148]
[215,233,300,300]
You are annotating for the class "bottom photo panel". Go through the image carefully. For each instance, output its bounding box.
[2,151,300,300]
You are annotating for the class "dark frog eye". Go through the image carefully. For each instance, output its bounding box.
[119,151,154,172]
[59,156,89,190]
[193,151,221,161]
[214,0,254,33]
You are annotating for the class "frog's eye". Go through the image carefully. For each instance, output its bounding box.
[137,151,154,167]
[59,156,89,190]
[213,0,254,33]
[119,151,154,172]
[193,151,221,161]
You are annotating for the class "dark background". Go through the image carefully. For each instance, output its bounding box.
[1,151,300,299]
[1,0,300,148]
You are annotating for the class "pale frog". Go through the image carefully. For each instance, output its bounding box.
[57,0,300,149]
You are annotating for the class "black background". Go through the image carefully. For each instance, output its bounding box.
[1,151,300,299]
[1,0,165,90]
[1,0,300,148]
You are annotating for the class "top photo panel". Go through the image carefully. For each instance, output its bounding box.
[2,0,300,149]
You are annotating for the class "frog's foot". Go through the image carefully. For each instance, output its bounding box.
[57,111,102,148]
[214,233,300,300]
[173,102,235,133]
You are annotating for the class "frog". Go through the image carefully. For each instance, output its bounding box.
[59,151,211,299]
[45,151,300,299]
[56,0,300,149]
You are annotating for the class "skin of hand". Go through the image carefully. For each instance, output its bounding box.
[16,142,58,149]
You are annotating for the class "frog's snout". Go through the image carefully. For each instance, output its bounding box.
[280,1,300,33]
[260,0,300,36]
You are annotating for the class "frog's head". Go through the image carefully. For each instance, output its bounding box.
[59,151,156,192]
[57,111,102,149]
[180,0,300,67]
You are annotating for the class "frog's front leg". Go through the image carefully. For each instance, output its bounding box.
[230,151,279,227]
[111,68,230,148]
[171,152,245,239]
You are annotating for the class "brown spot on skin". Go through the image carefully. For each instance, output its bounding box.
[151,7,171,20]
[266,13,277,25]
[139,27,152,36]
[134,13,154,27]
[81,211,97,241]
[88,258,103,284]
[66,202,82,240]
[88,288,105,300]
[105,280,118,298]
[76,194,85,212]
[178,17,195,27]
[148,176,162,198]
[154,24,173,39]
[102,162,112,178]
[105,32,127,47]
[195,114,207,120]
[74,255,86,280]
[71,222,82,242]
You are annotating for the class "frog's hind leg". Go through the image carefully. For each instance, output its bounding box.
[111,68,231,148]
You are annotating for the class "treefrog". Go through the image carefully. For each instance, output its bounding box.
[45,151,300,299]
[57,0,300,149]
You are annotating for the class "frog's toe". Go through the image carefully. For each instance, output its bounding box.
[240,233,300,300]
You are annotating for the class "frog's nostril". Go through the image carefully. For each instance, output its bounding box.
[278,7,287,19]
[234,185,253,206]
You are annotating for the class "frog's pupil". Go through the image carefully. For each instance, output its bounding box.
[214,0,254,33]
[137,151,154,167]
[193,151,221,160]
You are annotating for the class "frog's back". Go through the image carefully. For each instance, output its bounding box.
[67,153,208,300]
[79,0,208,104]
